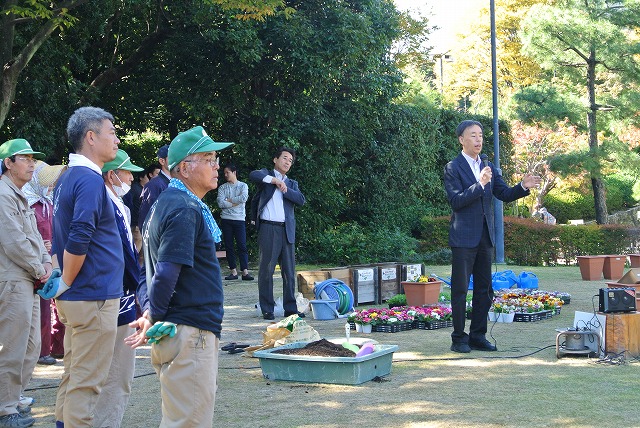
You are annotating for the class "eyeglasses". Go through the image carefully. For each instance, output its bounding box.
[183,157,219,167]
[14,156,37,165]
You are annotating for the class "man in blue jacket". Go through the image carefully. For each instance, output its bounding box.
[444,120,540,354]
[45,106,124,427]
[249,147,306,320]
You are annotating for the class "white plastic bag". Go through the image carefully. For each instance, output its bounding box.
[296,292,310,314]
[253,297,293,317]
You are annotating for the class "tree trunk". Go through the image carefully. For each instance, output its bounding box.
[586,47,608,224]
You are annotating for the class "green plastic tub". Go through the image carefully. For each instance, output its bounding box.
[254,342,399,385]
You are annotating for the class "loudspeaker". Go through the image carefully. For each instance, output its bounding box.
[599,287,637,313]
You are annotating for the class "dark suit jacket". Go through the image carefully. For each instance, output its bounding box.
[444,153,529,248]
[138,173,170,230]
[249,168,305,244]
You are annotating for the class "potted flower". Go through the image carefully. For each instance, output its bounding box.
[351,308,378,333]
[367,308,413,332]
[414,305,453,329]
[489,299,516,323]
[401,275,442,307]
[386,294,407,309]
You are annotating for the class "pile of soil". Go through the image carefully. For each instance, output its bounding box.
[272,339,356,357]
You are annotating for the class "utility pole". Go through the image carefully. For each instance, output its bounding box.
[490,0,505,263]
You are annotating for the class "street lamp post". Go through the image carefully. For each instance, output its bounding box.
[490,0,505,263]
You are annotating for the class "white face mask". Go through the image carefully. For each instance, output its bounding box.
[112,172,131,198]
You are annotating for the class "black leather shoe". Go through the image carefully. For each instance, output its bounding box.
[285,311,305,318]
[263,312,275,320]
[450,342,471,353]
[225,274,238,280]
[469,338,497,352]
[241,274,254,281]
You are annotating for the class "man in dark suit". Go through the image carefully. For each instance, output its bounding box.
[444,120,541,353]
[249,147,306,320]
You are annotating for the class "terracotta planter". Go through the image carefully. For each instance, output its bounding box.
[603,255,627,281]
[576,256,605,281]
[629,254,640,268]
[401,280,441,307]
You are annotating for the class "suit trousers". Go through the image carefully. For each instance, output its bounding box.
[93,324,136,428]
[257,223,297,315]
[450,223,494,344]
[0,280,39,416]
[151,325,219,428]
[55,298,119,427]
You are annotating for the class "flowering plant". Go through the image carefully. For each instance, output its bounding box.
[417,275,439,283]
[350,307,416,325]
[490,299,517,314]
[414,305,452,322]
[493,289,566,313]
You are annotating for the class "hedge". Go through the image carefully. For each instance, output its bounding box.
[418,216,640,266]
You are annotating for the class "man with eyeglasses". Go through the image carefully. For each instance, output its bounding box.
[250,147,306,320]
[126,126,232,427]
[0,139,52,428]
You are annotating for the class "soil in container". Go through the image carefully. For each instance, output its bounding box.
[272,339,356,357]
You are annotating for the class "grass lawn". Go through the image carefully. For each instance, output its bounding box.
[29,264,640,427]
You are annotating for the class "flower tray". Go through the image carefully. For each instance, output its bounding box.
[413,320,453,330]
[513,310,552,322]
[372,322,413,333]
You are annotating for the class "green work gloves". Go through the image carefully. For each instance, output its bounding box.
[146,321,177,344]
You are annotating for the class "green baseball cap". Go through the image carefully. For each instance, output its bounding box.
[168,126,233,170]
[102,149,143,172]
[0,138,45,160]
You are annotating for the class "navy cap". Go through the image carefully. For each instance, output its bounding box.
[157,144,169,159]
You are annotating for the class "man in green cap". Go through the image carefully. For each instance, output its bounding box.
[94,149,143,428]
[0,139,52,428]
[126,126,232,427]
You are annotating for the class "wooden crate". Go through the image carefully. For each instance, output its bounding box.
[351,266,378,305]
[376,264,400,303]
[603,311,640,357]
[296,270,329,300]
[322,267,354,297]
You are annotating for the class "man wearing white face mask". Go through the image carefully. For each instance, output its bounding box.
[95,149,143,428]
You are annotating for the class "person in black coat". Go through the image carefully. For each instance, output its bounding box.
[444,120,540,353]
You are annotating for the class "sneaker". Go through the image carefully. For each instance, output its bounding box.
[224,274,238,280]
[18,396,33,407]
[0,413,35,427]
[241,274,254,281]
[37,355,57,365]
[16,406,30,416]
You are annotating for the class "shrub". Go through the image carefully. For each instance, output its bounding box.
[310,222,421,265]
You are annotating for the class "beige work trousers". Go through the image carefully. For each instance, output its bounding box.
[93,323,136,428]
[0,280,39,416]
[54,299,119,427]
[151,325,219,428]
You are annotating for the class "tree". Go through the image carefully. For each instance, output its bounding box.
[0,0,288,130]
[520,0,640,224]
[443,0,547,113]
[510,119,586,208]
